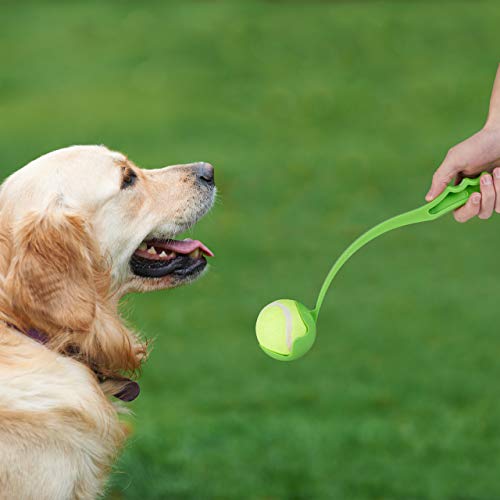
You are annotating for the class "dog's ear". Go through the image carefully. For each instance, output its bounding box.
[6,210,99,333]
[4,209,146,374]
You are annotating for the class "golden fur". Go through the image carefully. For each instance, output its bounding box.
[0,146,215,499]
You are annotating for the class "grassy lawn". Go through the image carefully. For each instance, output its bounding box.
[2,1,500,498]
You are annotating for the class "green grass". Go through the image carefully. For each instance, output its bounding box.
[2,1,500,498]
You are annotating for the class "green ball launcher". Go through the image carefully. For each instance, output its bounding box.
[255,176,483,361]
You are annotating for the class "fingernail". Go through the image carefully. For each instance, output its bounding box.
[472,193,481,204]
[482,174,492,185]
[494,169,500,179]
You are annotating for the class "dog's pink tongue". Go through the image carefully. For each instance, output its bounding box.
[159,238,214,257]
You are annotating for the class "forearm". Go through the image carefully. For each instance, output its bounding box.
[485,64,500,129]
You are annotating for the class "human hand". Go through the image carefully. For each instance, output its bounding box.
[425,127,500,222]
[426,65,500,222]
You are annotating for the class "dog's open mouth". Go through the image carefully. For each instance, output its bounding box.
[130,238,214,278]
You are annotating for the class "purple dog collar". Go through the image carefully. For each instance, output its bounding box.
[7,322,140,402]
[25,328,49,344]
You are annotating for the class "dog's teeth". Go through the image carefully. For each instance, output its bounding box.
[159,251,167,258]
[189,249,201,258]
[138,242,147,251]
[147,246,157,255]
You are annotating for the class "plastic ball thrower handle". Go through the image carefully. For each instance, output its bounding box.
[311,175,482,321]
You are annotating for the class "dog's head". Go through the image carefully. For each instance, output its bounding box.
[0,145,216,373]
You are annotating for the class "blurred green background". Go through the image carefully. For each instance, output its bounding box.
[2,1,500,498]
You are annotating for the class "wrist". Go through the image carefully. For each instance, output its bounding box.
[482,119,500,135]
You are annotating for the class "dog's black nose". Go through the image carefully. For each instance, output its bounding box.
[197,162,215,185]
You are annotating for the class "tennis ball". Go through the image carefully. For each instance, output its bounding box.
[255,299,316,361]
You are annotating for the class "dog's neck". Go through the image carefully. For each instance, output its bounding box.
[3,320,140,402]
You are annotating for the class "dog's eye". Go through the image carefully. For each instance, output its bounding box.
[121,167,137,189]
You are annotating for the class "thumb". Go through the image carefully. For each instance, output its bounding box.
[425,159,457,201]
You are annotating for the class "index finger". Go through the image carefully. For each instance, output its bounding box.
[453,192,481,222]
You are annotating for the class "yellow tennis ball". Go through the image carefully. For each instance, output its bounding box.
[255,299,316,361]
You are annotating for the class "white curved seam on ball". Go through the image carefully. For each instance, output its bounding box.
[270,301,293,352]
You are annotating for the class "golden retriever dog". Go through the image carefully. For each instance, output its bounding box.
[0,145,216,499]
